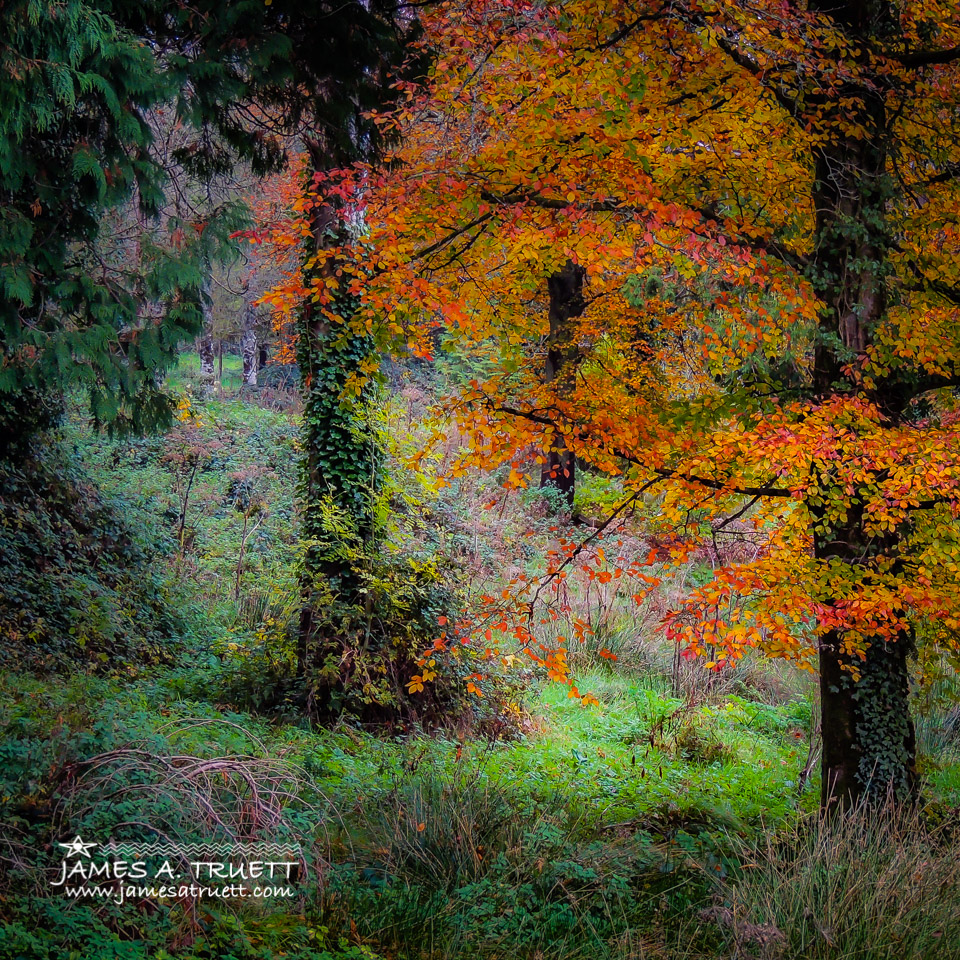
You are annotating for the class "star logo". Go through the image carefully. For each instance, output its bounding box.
[59,836,98,858]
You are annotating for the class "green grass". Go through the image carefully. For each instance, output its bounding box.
[4,658,957,959]
[0,661,814,959]
[171,349,247,392]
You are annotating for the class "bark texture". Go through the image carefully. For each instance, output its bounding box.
[198,335,215,380]
[540,260,587,510]
[198,270,216,385]
[807,0,917,807]
[241,302,259,387]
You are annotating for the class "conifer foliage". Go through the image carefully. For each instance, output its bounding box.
[2,1,216,444]
[0,0,413,450]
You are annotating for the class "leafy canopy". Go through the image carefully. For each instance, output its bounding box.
[273,0,960,691]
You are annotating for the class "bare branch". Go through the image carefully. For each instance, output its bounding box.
[896,46,960,68]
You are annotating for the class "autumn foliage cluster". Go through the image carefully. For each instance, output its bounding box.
[255,0,960,803]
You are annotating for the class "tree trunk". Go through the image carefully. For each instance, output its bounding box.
[807,51,918,806]
[814,507,918,808]
[241,303,258,387]
[198,335,215,380]
[819,623,917,809]
[198,268,216,384]
[259,343,269,370]
[540,261,586,511]
[295,144,382,717]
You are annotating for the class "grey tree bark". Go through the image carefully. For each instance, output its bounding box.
[198,270,216,387]
[198,335,215,378]
[241,302,259,386]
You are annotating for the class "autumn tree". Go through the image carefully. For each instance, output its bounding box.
[331,0,960,806]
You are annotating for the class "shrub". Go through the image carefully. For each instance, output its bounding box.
[0,440,189,670]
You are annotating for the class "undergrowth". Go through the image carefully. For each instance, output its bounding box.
[0,437,192,670]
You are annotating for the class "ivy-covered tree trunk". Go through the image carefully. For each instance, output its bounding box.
[818,622,917,808]
[540,260,586,510]
[808,45,918,807]
[814,504,918,806]
[295,158,383,717]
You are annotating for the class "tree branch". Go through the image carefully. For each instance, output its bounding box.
[479,189,807,270]
[896,46,960,68]
[527,481,661,613]
[647,466,792,498]
[486,400,795,499]
[587,13,671,53]
[916,162,960,187]
[414,211,494,264]
[707,28,803,119]
[712,495,762,531]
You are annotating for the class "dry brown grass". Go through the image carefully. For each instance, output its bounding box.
[705,804,960,959]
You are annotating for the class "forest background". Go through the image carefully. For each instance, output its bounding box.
[3,0,960,958]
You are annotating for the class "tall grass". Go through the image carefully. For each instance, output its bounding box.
[707,805,960,959]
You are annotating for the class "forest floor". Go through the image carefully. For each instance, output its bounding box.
[2,357,960,960]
